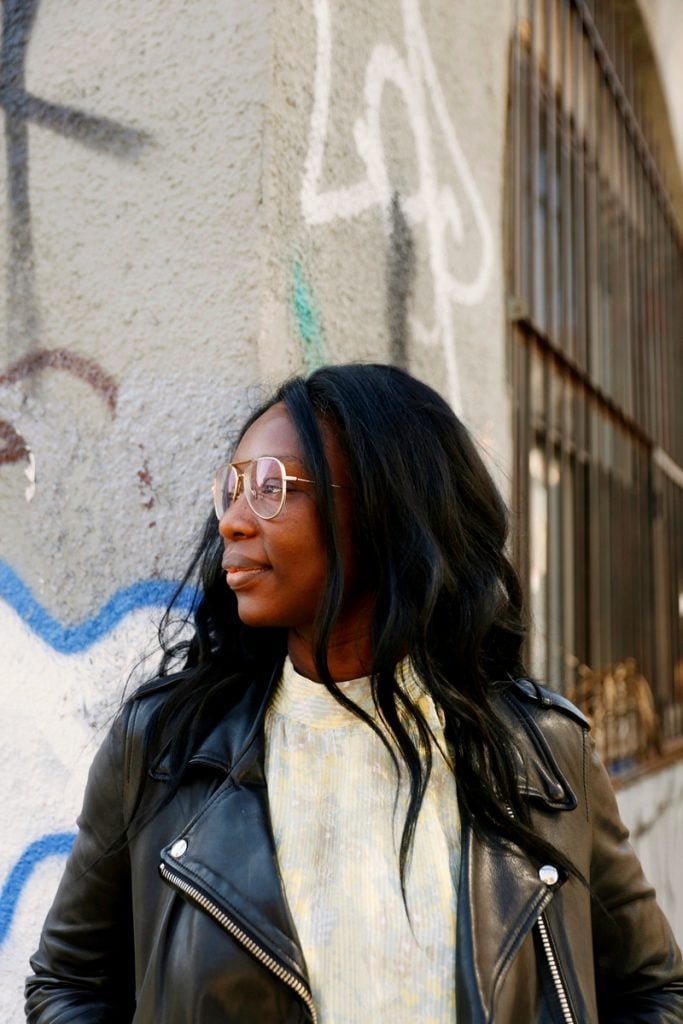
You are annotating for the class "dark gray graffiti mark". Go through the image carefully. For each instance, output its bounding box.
[0,0,153,349]
[386,192,415,371]
[0,418,28,464]
[1,0,40,348]
[0,347,118,413]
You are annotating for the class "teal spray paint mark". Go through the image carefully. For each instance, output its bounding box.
[293,262,326,374]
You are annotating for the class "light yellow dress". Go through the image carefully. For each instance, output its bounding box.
[264,658,461,1024]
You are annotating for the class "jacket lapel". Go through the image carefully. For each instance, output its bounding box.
[455,814,561,1022]
[159,667,310,985]
[455,690,579,1022]
[161,758,309,984]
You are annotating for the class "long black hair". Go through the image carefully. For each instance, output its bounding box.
[139,363,575,882]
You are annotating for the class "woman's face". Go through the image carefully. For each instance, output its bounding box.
[218,403,364,641]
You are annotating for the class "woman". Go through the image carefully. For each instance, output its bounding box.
[26,363,683,1022]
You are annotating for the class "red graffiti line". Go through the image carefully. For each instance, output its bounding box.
[0,418,29,464]
[0,348,117,413]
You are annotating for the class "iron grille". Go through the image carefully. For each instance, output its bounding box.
[508,0,683,772]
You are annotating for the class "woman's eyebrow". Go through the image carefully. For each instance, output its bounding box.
[231,454,307,466]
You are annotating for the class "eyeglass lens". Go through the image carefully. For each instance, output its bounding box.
[216,457,286,520]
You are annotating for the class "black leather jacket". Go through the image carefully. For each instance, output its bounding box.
[26,673,683,1023]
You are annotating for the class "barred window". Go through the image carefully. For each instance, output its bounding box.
[508,0,683,773]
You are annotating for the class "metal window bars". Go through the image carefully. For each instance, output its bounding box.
[508,0,683,771]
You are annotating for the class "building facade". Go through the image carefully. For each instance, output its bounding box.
[1,0,681,1014]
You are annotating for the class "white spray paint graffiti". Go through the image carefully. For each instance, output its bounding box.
[0,597,166,1018]
[301,0,494,410]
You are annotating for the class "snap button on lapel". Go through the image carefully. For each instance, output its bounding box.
[539,864,559,886]
[546,780,565,801]
[170,839,188,858]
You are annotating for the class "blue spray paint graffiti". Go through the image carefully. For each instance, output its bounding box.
[0,560,196,653]
[0,566,198,951]
[0,563,196,949]
[0,832,75,945]
[292,261,326,374]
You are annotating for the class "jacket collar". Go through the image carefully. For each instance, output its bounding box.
[190,671,275,780]
[151,666,279,781]
[153,671,578,809]
[498,689,578,811]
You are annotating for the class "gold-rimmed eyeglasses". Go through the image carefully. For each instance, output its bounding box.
[212,456,349,521]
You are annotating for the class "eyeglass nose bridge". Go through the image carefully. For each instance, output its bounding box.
[213,463,247,521]
[225,465,257,518]
[230,467,246,503]
[232,467,267,518]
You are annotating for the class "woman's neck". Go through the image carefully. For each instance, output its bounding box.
[287,624,374,683]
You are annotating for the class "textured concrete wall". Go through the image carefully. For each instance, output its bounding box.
[617,762,683,945]
[1,2,516,1011]
[259,0,514,477]
[639,0,683,183]
[0,0,271,1012]
[1,0,681,1016]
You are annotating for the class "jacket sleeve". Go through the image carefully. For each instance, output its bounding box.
[587,736,683,1022]
[24,703,137,1023]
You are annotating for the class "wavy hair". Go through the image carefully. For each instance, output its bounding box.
[139,363,575,883]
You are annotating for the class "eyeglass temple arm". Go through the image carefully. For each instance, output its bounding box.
[284,474,351,490]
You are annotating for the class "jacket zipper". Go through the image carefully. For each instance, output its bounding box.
[503,804,574,1023]
[159,862,318,1024]
[536,910,575,1024]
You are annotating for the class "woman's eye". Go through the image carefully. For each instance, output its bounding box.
[261,478,284,496]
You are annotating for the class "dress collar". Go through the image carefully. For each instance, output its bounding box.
[268,657,444,734]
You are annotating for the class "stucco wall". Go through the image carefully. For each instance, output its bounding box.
[0,0,272,1012]
[1,2,516,1012]
[616,761,683,947]
[638,0,683,212]
[258,0,514,482]
[1,0,681,1018]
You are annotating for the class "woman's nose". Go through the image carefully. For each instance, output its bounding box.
[217,491,259,539]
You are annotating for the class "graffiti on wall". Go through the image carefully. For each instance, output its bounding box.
[0,834,76,947]
[300,0,494,408]
[0,349,118,508]
[386,191,416,369]
[292,260,327,373]
[0,2,157,1009]
[0,0,153,349]
[0,565,194,1009]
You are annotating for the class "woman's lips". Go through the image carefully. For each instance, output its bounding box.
[223,565,271,590]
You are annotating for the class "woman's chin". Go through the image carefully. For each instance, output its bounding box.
[234,596,288,630]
